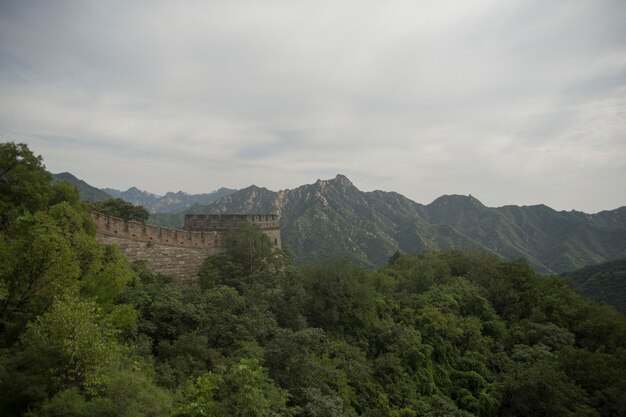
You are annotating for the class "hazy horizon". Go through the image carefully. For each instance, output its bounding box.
[2,1,625,212]
[48,169,622,214]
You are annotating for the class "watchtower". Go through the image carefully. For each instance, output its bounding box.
[183,213,281,248]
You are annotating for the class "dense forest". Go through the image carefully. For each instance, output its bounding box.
[1,142,625,416]
[562,257,626,314]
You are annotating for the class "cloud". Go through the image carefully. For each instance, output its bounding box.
[0,0,625,212]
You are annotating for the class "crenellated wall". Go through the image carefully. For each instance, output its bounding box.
[183,213,281,248]
[91,211,228,249]
[95,235,219,283]
[90,211,281,282]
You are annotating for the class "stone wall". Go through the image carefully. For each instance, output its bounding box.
[184,213,280,231]
[96,235,219,283]
[90,211,281,282]
[183,213,281,248]
[91,211,227,249]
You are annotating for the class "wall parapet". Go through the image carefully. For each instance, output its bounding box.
[91,211,282,281]
[90,211,226,249]
[183,213,280,231]
[90,211,282,250]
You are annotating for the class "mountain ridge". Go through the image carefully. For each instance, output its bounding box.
[173,174,625,273]
[102,186,237,213]
[60,172,625,273]
[53,172,112,202]
[562,256,626,313]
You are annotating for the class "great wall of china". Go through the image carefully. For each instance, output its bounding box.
[90,211,281,281]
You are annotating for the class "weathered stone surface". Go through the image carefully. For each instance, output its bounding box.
[90,211,281,282]
[96,235,218,283]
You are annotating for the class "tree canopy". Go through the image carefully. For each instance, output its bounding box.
[90,198,150,222]
[1,142,625,417]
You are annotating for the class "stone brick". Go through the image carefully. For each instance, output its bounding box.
[90,211,281,283]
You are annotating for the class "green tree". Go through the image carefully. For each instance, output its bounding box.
[91,198,149,223]
[30,370,173,417]
[177,358,294,417]
[301,261,379,338]
[0,142,82,229]
[224,222,274,275]
[199,221,291,293]
[0,296,120,414]
[0,202,136,343]
[0,142,54,228]
[0,210,81,340]
[498,359,596,417]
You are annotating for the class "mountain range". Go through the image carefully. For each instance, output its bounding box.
[102,186,236,213]
[149,174,626,274]
[56,172,626,274]
[53,172,112,202]
[53,172,236,213]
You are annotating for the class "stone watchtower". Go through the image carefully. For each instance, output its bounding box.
[91,211,281,282]
[183,213,282,248]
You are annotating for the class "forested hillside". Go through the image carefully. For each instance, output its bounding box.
[1,142,626,416]
[53,172,112,202]
[169,175,626,273]
[562,257,626,313]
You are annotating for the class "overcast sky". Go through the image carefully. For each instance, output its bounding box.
[1,0,625,212]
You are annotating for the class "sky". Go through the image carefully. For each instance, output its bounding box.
[0,0,625,213]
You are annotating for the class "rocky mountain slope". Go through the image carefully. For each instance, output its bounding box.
[167,174,626,273]
[101,186,236,213]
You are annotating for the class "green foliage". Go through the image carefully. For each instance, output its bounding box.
[199,247,626,416]
[301,261,379,338]
[177,358,293,417]
[14,296,120,396]
[0,142,83,230]
[185,175,626,273]
[199,222,293,293]
[562,256,626,313]
[0,209,81,340]
[0,143,171,416]
[498,359,597,417]
[0,202,135,344]
[91,198,149,222]
[0,142,54,228]
[224,222,274,274]
[27,370,173,417]
[1,294,171,416]
[1,144,626,416]
[53,172,112,202]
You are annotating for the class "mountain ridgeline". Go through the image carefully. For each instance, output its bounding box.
[102,186,237,214]
[148,175,626,274]
[3,144,626,416]
[52,172,111,202]
[53,172,236,213]
[563,257,626,314]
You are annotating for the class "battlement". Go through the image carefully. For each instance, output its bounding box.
[90,210,282,282]
[90,211,281,249]
[183,213,280,231]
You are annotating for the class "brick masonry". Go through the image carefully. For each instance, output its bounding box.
[90,211,281,282]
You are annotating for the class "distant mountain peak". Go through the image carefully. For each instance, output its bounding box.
[164,191,190,197]
[429,194,485,208]
[244,184,270,192]
[53,172,111,202]
[314,174,355,191]
[144,174,625,274]
[55,171,77,179]
[332,174,353,186]
[100,185,236,213]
